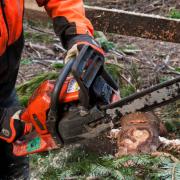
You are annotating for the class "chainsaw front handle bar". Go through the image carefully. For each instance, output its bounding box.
[51,59,74,115]
[47,59,75,144]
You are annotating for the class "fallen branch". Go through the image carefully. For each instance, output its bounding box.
[159,137,180,147]
[151,152,179,163]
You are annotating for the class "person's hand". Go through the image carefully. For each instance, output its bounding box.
[65,35,104,64]
[0,107,32,143]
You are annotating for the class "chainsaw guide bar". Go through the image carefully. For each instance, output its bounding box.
[103,76,180,120]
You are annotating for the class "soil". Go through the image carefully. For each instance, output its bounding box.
[85,0,180,16]
[19,0,180,85]
[19,25,180,86]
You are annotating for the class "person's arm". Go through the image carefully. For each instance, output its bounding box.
[36,0,94,49]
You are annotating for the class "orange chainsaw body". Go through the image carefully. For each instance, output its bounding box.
[13,77,80,156]
[13,45,120,156]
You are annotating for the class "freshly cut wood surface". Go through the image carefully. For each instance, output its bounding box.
[115,112,160,157]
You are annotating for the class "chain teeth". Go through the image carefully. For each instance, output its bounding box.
[107,80,180,120]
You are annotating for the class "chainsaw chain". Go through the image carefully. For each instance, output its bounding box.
[105,77,180,120]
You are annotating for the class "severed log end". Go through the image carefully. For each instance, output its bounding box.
[115,112,160,157]
[79,112,165,156]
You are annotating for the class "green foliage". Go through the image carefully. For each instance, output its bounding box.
[163,101,180,137]
[105,63,121,82]
[16,72,58,106]
[155,161,180,180]
[175,67,180,72]
[97,37,116,51]
[95,31,116,51]
[165,121,177,132]
[120,84,136,98]
[51,63,65,69]
[159,76,172,83]
[130,63,141,89]
[105,63,136,98]
[119,62,140,98]
[169,9,180,19]
[31,146,180,179]
[25,19,53,29]
[120,44,141,55]
[20,58,32,65]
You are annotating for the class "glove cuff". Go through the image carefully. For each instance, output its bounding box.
[0,107,24,143]
[66,35,97,48]
[67,34,104,55]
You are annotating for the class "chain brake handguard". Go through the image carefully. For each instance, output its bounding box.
[71,45,118,108]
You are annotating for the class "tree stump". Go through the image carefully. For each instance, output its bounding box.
[81,112,161,156]
[115,112,160,157]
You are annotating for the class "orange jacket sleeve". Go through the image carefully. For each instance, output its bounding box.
[36,0,94,48]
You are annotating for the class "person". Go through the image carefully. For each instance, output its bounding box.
[0,0,104,179]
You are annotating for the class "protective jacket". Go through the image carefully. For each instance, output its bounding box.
[0,0,94,101]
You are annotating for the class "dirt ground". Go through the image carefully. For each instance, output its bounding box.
[85,0,180,16]
[19,23,180,87]
[20,0,180,85]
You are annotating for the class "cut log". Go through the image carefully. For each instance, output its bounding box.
[115,112,160,157]
[86,6,180,43]
[82,112,160,156]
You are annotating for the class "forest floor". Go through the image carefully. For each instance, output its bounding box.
[85,0,180,16]
[19,1,180,179]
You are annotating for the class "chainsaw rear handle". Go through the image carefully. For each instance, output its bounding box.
[13,61,75,156]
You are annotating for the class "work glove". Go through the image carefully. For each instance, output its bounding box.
[65,34,105,63]
[0,107,32,143]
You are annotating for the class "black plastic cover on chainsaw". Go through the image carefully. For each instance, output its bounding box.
[72,45,118,107]
[58,106,107,143]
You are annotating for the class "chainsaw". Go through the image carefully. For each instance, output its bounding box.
[13,45,180,156]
